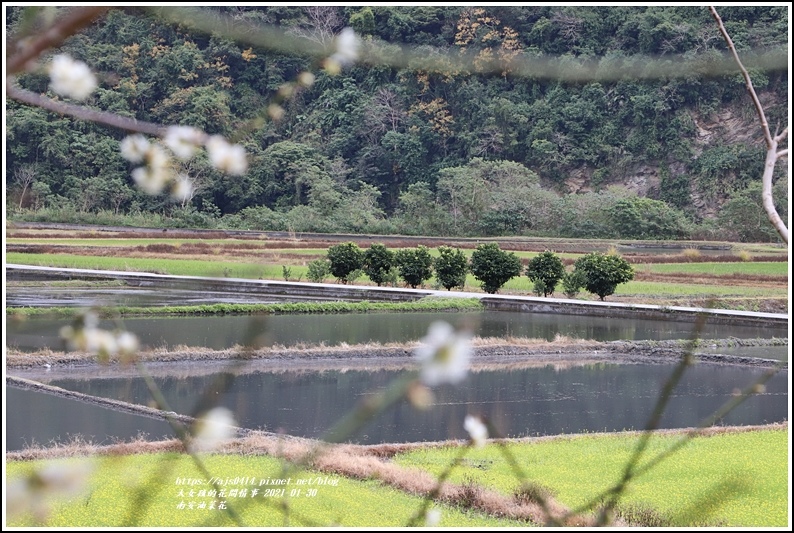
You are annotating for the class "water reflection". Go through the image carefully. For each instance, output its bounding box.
[7,311,787,352]
[6,387,175,451]
[8,362,784,450]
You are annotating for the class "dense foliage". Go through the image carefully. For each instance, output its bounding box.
[469,243,522,294]
[363,243,394,286]
[526,250,566,297]
[6,6,789,241]
[394,245,434,288]
[433,245,469,291]
[326,242,365,283]
[573,252,635,300]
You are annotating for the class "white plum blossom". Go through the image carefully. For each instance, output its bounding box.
[48,54,97,100]
[464,415,488,448]
[144,143,170,172]
[424,508,442,527]
[206,135,248,175]
[7,460,95,522]
[59,312,140,363]
[171,174,193,202]
[332,27,360,66]
[414,321,472,386]
[120,135,151,163]
[115,331,140,356]
[190,407,236,453]
[163,126,204,160]
[132,166,168,195]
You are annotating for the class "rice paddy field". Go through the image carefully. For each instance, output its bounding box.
[5,225,790,528]
[5,428,787,527]
[4,224,789,312]
[394,428,789,527]
[5,454,525,527]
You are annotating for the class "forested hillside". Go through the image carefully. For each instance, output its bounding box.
[5,6,789,241]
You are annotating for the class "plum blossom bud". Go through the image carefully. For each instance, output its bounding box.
[407,382,434,410]
[464,415,488,448]
[190,407,237,453]
[206,136,248,176]
[297,71,315,87]
[163,126,204,161]
[48,54,97,100]
[120,135,151,163]
[268,104,285,121]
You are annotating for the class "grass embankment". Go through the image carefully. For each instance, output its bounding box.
[394,428,788,527]
[6,428,786,527]
[6,297,484,319]
[5,453,523,528]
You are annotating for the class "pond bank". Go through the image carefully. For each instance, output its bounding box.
[7,337,787,376]
[6,264,788,326]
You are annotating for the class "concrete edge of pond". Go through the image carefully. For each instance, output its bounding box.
[7,264,789,327]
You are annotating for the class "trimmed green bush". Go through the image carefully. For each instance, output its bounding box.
[469,243,522,294]
[573,252,635,300]
[434,246,468,291]
[327,242,365,284]
[526,250,565,297]
[394,246,434,288]
[363,243,394,286]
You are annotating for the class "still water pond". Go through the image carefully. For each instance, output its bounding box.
[7,361,787,451]
[7,311,787,352]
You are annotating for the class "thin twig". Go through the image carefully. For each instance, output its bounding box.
[6,83,166,137]
[6,6,111,75]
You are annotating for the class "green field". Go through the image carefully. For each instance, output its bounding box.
[7,252,789,301]
[640,262,788,276]
[5,454,524,527]
[7,428,785,527]
[395,429,788,527]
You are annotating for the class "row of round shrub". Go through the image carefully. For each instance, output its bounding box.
[315,242,634,300]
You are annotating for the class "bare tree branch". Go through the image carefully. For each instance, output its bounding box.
[709,6,789,244]
[6,83,165,137]
[6,6,111,75]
